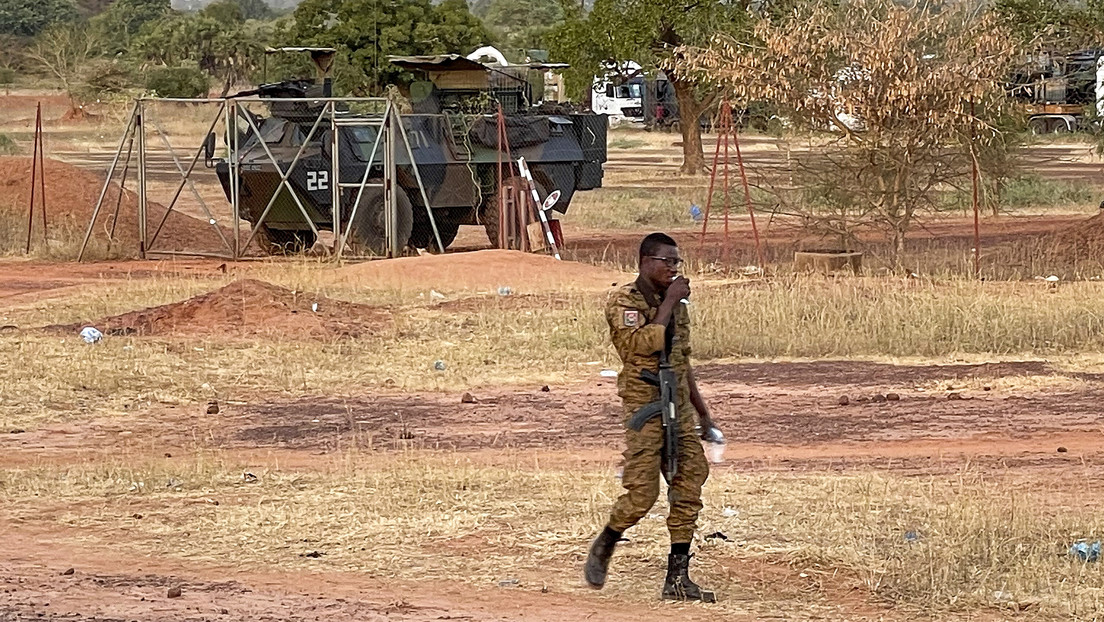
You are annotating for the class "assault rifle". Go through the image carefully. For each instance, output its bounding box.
[626,347,679,480]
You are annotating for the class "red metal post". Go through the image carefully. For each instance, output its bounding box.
[37,104,46,241]
[721,104,731,265]
[699,104,726,252]
[970,100,980,279]
[25,103,42,254]
[732,123,764,270]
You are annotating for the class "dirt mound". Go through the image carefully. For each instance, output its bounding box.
[0,157,224,256]
[335,249,629,292]
[1046,212,1104,260]
[61,279,388,338]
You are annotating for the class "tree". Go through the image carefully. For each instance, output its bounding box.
[551,0,752,174]
[130,11,269,93]
[89,0,171,55]
[25,23,100,115]
[289,0,490,95]
[680,0,1019,268]
[480,0,564,58]
[201,0,274,24]
[0,0,78,37]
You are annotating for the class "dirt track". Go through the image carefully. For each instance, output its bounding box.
[3,353,1102,620]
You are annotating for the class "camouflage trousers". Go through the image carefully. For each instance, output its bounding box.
[607,405,709,543]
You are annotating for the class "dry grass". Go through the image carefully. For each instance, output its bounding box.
[3,454,1104,618]
[916,373,1088,394]
[6,270,1104,430]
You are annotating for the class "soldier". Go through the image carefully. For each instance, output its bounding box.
[584,232,718,602]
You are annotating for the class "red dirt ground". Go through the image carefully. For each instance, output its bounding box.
[55,279,389,338]
[0,156,227,255]
[2,256,1102,621]
[335,249,630,292]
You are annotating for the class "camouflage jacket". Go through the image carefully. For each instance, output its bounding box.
[605,276,692,413]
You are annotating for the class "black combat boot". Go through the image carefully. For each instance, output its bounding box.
[661,553,716,603]
[584,526,620,589]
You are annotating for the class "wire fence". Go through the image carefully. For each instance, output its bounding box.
[81,96,608,261]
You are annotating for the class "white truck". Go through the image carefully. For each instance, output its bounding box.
[592,61,644,124]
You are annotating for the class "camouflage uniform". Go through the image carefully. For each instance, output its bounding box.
[604,277,709,544]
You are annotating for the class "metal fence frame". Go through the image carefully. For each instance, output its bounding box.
[79,96,440,261]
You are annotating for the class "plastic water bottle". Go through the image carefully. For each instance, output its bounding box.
[702,426,726,464]
[689,204,703,222]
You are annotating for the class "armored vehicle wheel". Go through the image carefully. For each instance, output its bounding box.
[409,210,461,252]
[344,187,414,255]
[257,226,317,254]
[482,177,543,250]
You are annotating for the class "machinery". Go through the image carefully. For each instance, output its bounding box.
[213,49,608,253]
[1010,50,1104,134]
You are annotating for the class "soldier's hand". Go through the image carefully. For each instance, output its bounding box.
[668,276,690,301]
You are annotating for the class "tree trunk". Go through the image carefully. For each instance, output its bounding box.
[892,223,907,272]
[667,70,706,175]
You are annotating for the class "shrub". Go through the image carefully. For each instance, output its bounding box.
[144,66,209,98]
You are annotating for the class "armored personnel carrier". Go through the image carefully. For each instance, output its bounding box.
[214,51,607,253]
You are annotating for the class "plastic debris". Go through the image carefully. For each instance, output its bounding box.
[1070,540,1101,562]
[79,326,103,343]
[430,290,446,301]
[434,360,447,371]
[311,302,319,312]
[497,286,513,296]
[722,507,739,518]
[904,530,921,543]
[689,204,703,222]
[599,369,618,378]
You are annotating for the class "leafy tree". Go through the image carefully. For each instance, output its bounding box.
[480,0,563,58]
[0,0,78,37]
[76,58,138,102]
[90,0,171,55]
[235,0,276,21]
[145,64,210,97]
[681,0,1019,268]
[289,0,490,94]
[200,0,274,24]
[131,11,269,93]
[551,0,752,174]
[75,0,115,18]
[201,0,245,24]
[25,23,100,114]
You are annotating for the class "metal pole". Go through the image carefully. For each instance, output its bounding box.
[229,100,241,259]
[147,106,232,253]
[25,103,41,254]
[330,101,341,254]
[339,103,389,256]
[699,104,725,253]
[384,109,397,257]
[137,100,148,259]
[236,104,327,251]
[37,104,47,243]
[971,99,981,279]
[721,104,731,266]
[106,137,135,256]
[497,107,505,249]
[732,115,764,271]
[78,103,138,262]
[395,110,443,252]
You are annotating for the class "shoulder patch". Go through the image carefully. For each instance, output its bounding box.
[623,309,640,327]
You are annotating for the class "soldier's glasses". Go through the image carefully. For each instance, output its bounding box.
[647,255,684,268]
